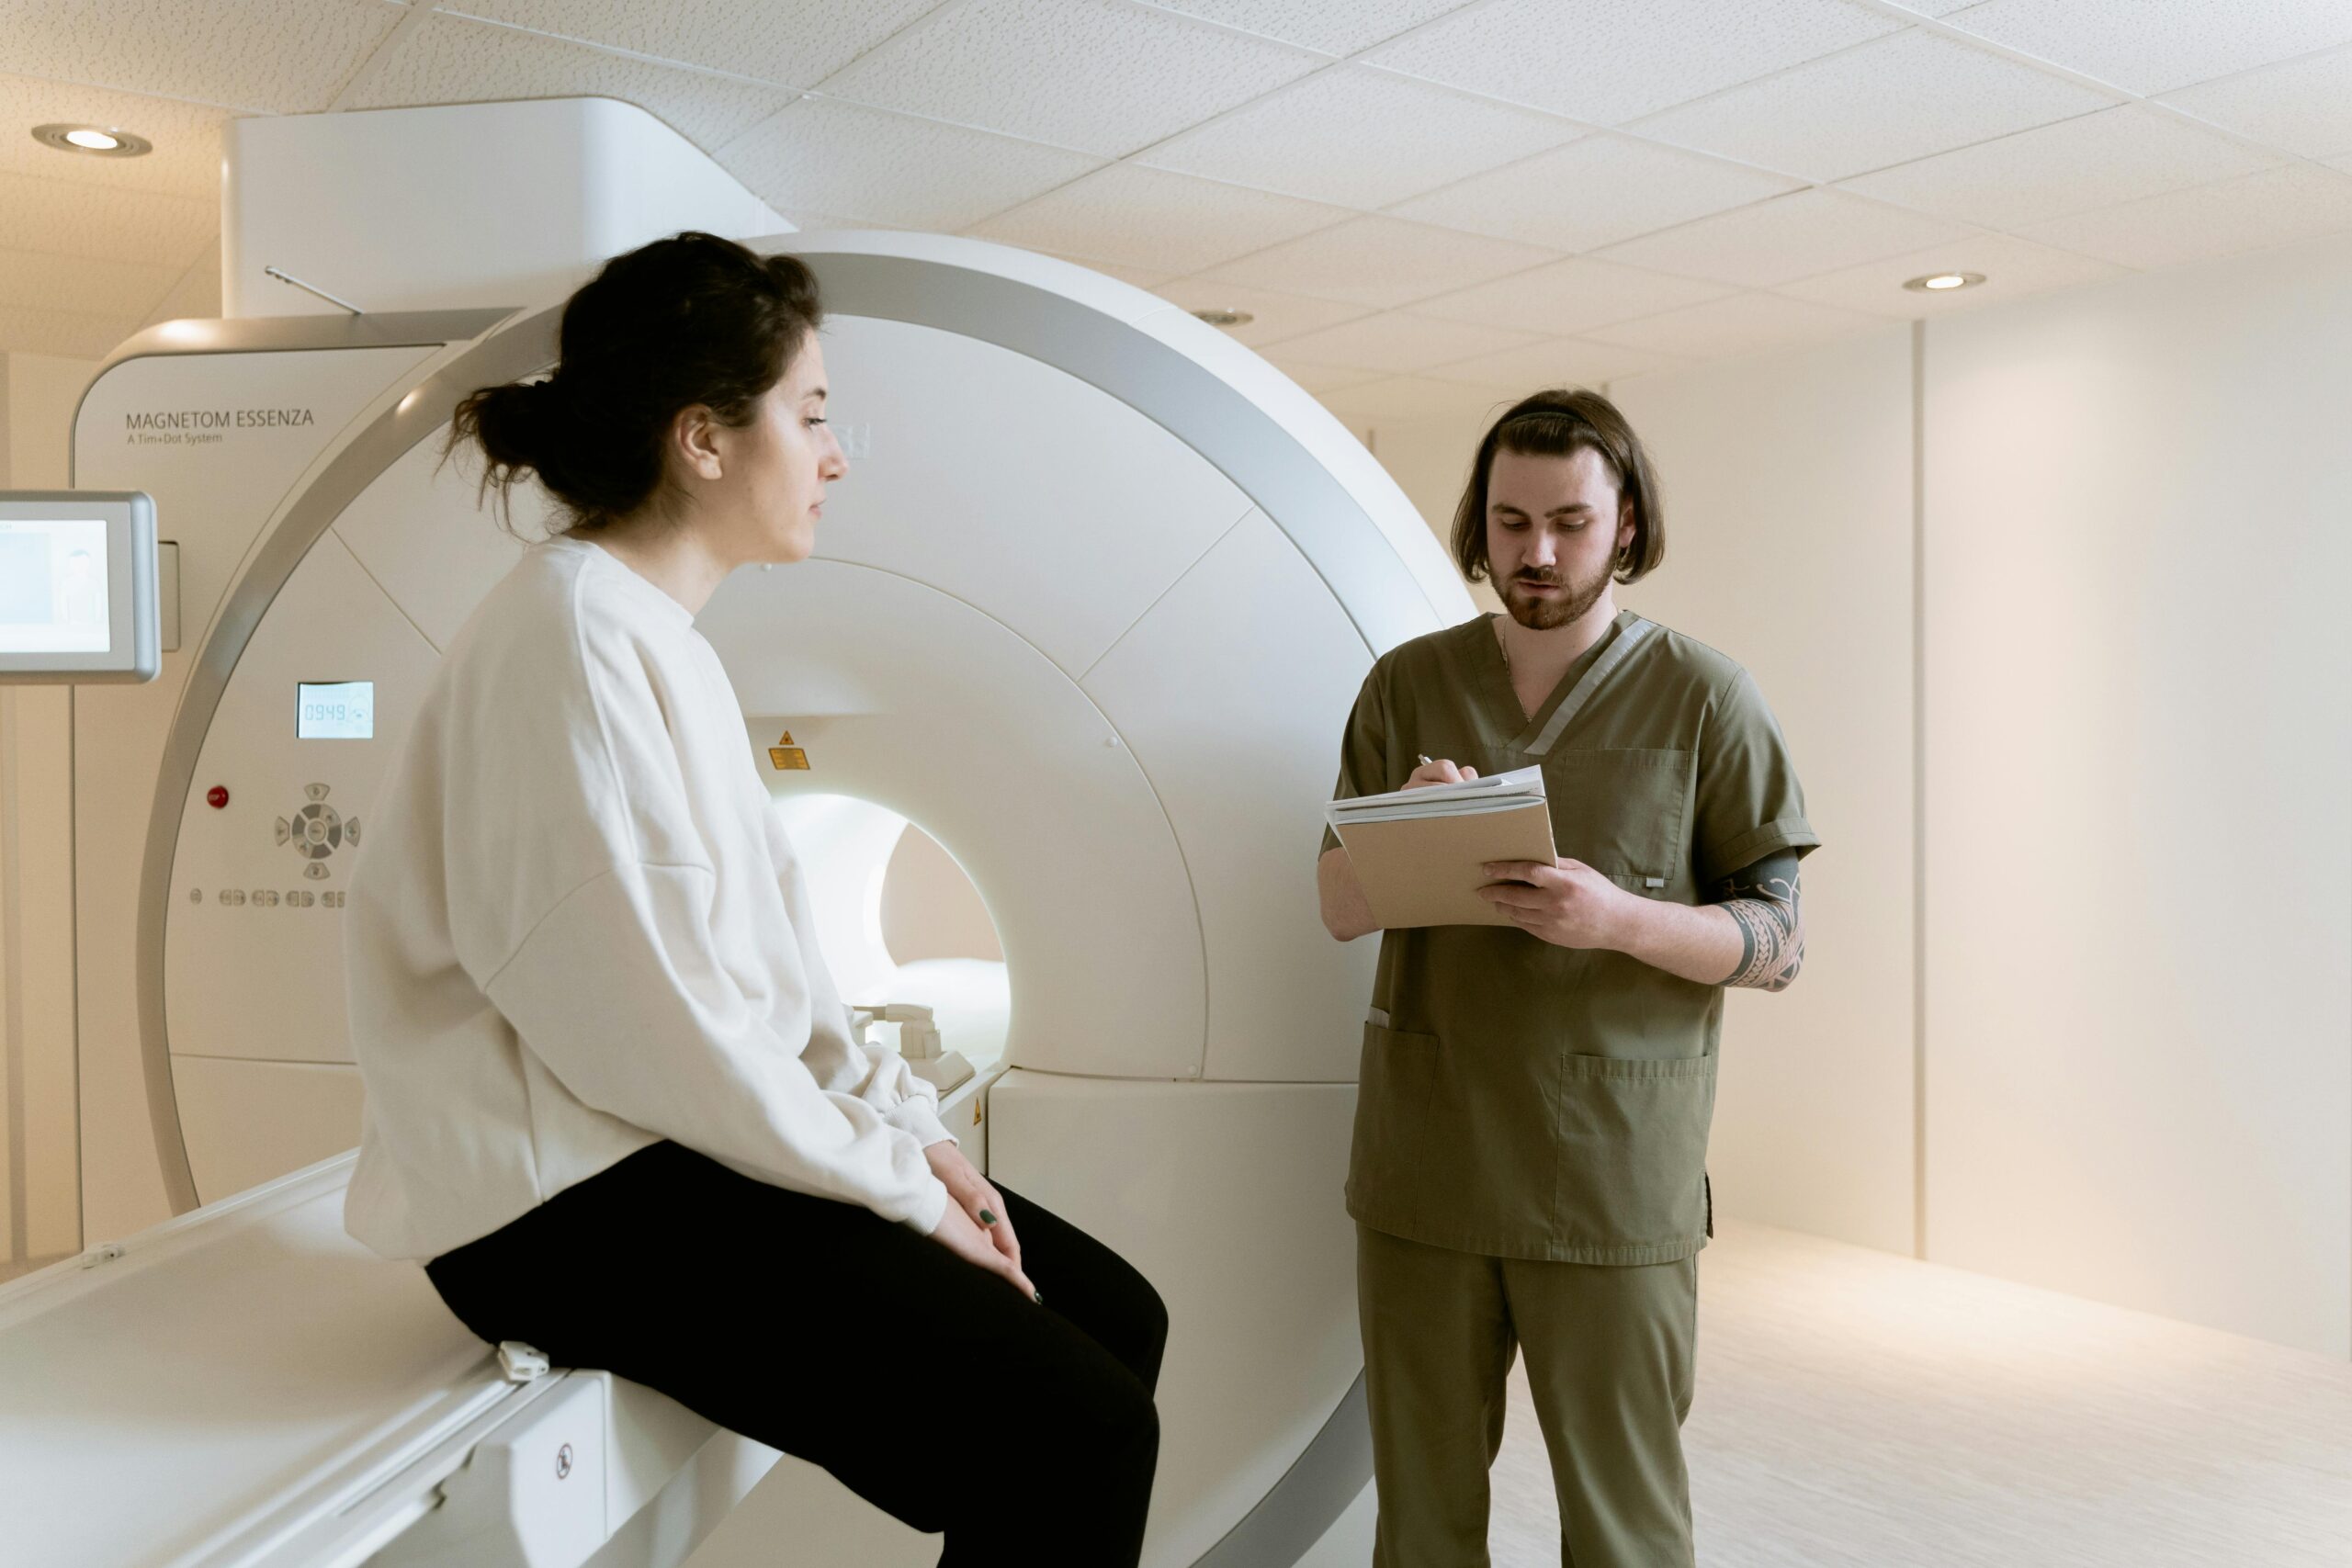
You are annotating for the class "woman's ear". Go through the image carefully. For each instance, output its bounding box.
[672,405,726,482]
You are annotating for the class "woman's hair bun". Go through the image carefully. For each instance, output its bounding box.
[458,377,556,474]
[447,232,825,534]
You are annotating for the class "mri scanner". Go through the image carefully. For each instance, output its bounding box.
[0,102,1474,1568]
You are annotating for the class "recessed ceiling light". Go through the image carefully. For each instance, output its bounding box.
[1191,307,1255,329]
[1904,271,1984,293]
[32,122,153,158]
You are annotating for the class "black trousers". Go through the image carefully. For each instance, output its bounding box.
[424,1141,1170,1566]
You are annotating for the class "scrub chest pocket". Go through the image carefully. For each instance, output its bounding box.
[1543,746,1690,895]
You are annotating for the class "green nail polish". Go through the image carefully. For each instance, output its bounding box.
[978,1209,998,1226]
[1034,1289,1045,1305]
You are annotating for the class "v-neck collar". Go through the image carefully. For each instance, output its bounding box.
[1473,607,1645,755]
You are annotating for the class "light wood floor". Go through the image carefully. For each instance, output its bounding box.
[1485,1222,2352,1566]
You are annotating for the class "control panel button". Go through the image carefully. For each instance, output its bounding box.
[207,786,229,810]
[277,784,354,876]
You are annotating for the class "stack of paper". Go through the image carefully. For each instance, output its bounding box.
[1328,765,1556,929]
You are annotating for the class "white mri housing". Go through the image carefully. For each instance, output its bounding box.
[28,221,1474,1568]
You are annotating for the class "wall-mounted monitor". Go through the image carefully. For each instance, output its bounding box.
[0,491,160,683]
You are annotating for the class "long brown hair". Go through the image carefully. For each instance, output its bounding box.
[1449,388,1665,585]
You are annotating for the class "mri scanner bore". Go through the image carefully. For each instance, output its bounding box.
[19,203,1470,1565]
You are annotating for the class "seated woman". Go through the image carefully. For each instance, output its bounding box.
[342,231,1168,1567]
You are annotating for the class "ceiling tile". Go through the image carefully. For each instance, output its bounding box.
[1582,289,1883,360]
[1939,0,2352,96]
[1261,357,1378,394]
[1633,28,2119,182]
[0,0,400,113]
[0,246,180,317]
[1595,188,1973,288]
[0,168,213,265]
[1041,255,1177,289]
[2012,164,2352,270]
[2160,43,2352,160]
[349,12,797,148]
[1772,231,2125,316]
[1319,371,1521,423]
[0,301,139,358]
[718,98,1100,231]
[1202,214,1559,308]
[1430,335,1687,389]
[818,0,1320,157]
[782,209,909,233]
[1839,105,2280,231]
[1363,0,1903,126]
[1320,372,1520,423]
[1389,133,1799,253]
[1264,310,1537,373]
[1141,0,1477,57]
[967,164,1350,275]
[1136,66,1579,209]
[1410,255,1736,335]
[441,0,944,87]
[0,73,235,201]
[1150,278,1371,346]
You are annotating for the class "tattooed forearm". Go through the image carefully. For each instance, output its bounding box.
[1712,851,1804,991]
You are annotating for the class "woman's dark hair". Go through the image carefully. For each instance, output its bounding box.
[1449,388,1665,585]
[449,231,824,533]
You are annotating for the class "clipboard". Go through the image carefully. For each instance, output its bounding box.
[1331,798,1557,928]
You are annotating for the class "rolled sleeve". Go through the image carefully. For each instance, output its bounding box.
[1321,666,1392,859]
[1691,669,1820,888]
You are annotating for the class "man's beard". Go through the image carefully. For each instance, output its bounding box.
[1500,555,1613,631]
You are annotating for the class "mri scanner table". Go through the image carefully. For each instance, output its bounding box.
[0,1153,762,1568]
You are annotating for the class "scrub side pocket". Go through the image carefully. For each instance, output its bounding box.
[1551,1052,1717,1258]
[1347,1021,1438,1227]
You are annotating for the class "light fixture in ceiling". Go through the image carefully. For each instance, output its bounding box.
[32,122,153,157]
[1190,307,1255,329]
[1904,271,1985,293]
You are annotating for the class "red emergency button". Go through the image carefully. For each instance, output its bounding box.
[207,785,229,809]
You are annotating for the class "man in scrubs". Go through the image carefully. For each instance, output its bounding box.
[1317,388,1816,1567]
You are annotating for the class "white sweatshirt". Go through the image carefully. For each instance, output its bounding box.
[343,536,954,1261]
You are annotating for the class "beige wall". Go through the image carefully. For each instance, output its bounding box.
[0,352,99,1268]
[1919,233,2351,1358]
[880,823,1002,964]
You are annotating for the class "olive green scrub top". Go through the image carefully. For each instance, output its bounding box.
[1321,610,1819,1265]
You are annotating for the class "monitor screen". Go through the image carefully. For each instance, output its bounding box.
[297,681,374,739]
[0,518,112,654]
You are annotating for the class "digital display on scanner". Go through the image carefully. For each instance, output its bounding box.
[298,682,374,739]
[0,518,111,654]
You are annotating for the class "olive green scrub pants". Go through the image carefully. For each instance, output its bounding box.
[1357,1224,1699,1568]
